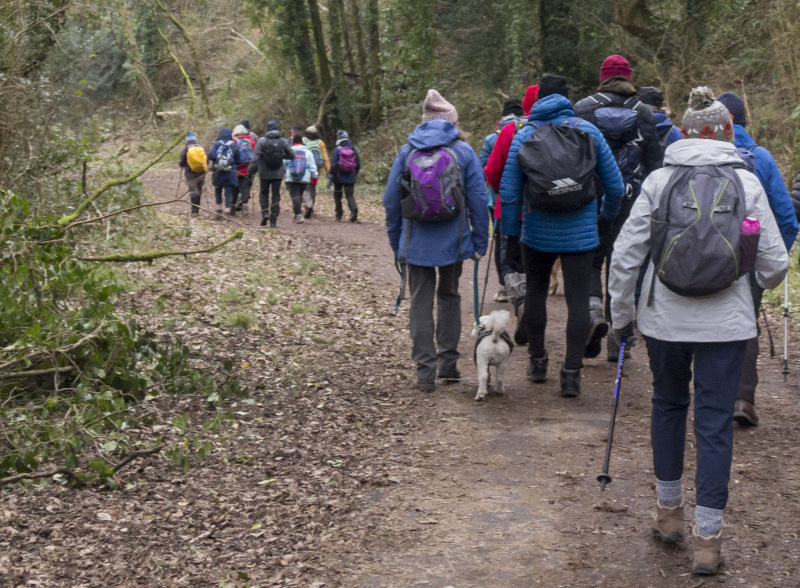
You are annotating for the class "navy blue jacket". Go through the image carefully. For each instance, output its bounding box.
[383,120,489,266]
[734,124,798,252]
[500,94,624,253]
[330,141,361,184]
[208,128,240,188]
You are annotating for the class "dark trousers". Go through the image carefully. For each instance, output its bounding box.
[259,178,282,224]
[591,197,637,319]
[184,169,205,214]
[737,282,764,404]
[523,245,593,370]
[407,262,463,384]
[232,174,252,209]
[215,185,234,210]
[333,182,357,218]
[287,182,305,215]
[645,337,748,510]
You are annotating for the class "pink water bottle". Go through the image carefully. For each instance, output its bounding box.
[740,217,760,274]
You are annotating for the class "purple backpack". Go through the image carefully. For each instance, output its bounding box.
[338,146,358,174]
[400,146,464,222]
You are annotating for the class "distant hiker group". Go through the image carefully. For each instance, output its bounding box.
[381,54,798,578]
[179,121,360,227]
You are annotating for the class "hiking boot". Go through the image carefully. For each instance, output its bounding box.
[260,217,268,227]
[560,367,581,397]
[585,307,608,359]
[437,368,461,382]
[607,336,631,363]
[691,527,723,576]
[733,399,759,426]
[293,214,304,224]
[514,303,528,346]
[417,380,436,393]
[494,288,509,303]
[241,203,249,216]
[335,215,343,222]
[527,352,548,383]
[652,500,684,544]
[270,221,277,229]
[224,207,231,214]
[349,208,358,223]
[303,206,314,219]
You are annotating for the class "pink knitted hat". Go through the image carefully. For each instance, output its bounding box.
[421,89,458,124]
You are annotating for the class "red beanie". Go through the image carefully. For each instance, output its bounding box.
[522,85,539,116]
[599,55,632,82]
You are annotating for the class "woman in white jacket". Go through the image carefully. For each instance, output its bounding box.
[284,133,318,224]
[608,88,788,576]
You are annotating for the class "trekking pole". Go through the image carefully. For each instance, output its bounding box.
[761,306,776,358]
[390,255,406,316]
[598,336,626,491]
[783,276,790,381]
[473,259,480,328]
[479,218,498,316]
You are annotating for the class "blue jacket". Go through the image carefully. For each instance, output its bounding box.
[499,94,625,252]
[330,141,361,184]
[734,124,798,252]
[654,112,683,148]
[208,128,240,188]
[383,119,490,267]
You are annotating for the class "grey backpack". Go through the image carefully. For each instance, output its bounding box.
[650,164,747,300]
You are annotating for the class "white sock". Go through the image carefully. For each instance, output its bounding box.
[696,505,723,537]
[656,478,682,508]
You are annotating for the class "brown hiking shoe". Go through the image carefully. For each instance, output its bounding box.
[691,526,723,575]
[733,399,759,426]
[652,500,684,544]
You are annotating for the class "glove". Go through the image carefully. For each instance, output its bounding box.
[327,177,333,190]
[473,253,483,262]
[612,322,636,349]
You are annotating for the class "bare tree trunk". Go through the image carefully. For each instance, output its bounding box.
[307,0,332,94]
[328,0,351,129]
[349,0,371,120]
[367,0,381,126]
[111,0,159,108]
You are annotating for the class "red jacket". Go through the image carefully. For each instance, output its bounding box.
[484,122,517,192]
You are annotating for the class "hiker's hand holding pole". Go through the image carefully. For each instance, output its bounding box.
[612,322,636,348]
[473,252,482,261]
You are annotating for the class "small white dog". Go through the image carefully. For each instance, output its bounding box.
[474,310,514,402]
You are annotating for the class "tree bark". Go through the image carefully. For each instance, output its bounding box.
[328,0,350,129]
[366,0,381,126]
[307,0,332,95]
[349,0,371,120]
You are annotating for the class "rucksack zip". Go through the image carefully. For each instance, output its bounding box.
[709,178,739,277]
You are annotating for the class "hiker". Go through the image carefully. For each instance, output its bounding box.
[330,130,361,223]
[574,54,662,361]
[637,86,683,154]
[716,91,799,426]
[178,131,207,215]
[500,74,624,397]
[250,121,293,228]
[608,88,788,576]
[232,124,256,216]
[483,85,539,337]
[240,119,258,143]
[791,170,800,221]
[208,127,241,216]
[284,133,318,224]
[302,125,331,218]
[479,97,525,303]
[383,89,489,392]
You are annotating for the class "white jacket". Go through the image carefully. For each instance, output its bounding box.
[284,145,318,184]
[609,139,788,342]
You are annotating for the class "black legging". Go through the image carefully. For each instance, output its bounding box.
[523,245,593,370]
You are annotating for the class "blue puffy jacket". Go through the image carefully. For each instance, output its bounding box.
[654,111,683,149]
[208,127,240,188]
[500,94,624,253]
[383,119,490,267]
[734,124,798,252]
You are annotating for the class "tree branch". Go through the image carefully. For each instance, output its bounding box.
[0,324,103,373]
[58,132,185,226]
[112,446,163,473]
[0,366,74,381]
[78,231,244,263]
[65,197,190,231]
[0,468,75,488]
[157,26,197,114]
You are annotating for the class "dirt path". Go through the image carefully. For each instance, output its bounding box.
[4,173,799,587]
[177,179,800,586]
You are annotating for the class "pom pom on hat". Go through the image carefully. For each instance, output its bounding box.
[681,87,734,142]
[306,125,317,134]
[421,89,458,124]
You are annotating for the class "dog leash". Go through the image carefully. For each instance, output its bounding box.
[479,218,497,316]
[473,258,480,327]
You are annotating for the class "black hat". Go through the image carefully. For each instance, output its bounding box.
[717,92,747,127]
[537,74,569,100]
[637,87,664,108]
[501,97,524,117]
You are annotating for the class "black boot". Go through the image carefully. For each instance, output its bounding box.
[349,208,358,223]
[527,352,548,383]
[560,367,581,398]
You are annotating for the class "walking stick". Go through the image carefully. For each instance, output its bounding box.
[479,218,498,316]
[761,306,776,358]
[390,255,406,316]
[598,337,627,491]
[783,276,790,381]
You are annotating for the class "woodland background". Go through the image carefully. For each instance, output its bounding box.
[2,0,800,484]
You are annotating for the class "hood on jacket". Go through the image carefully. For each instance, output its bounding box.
[265,129,282,139]
[654,111,675,131]
[733,123,757,150]
[216,128,233,142]
[664,138,743,168]
[597,77,637,96]
[407,119,460,150]
[527,94,574,122]
[232,124,248,136]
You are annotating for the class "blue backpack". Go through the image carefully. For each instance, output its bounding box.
[215,141,235,172]
[290,149,308,180]
[589,94,644,198]
[236,137,253,164]
[736,146,756,174]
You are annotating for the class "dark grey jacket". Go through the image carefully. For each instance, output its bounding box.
[790,171,800,222]
[250,130,293,180]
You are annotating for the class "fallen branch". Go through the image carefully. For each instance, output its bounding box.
[65,196,190,231]
[78,230,244,263]
[0,468,75,488]
[58,132,185,226]
[0,323,104,373]
[0,366,74,381]
[112,446,163,473]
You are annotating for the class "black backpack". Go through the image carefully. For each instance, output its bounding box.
[516,118,598,214]
[589,94,644,198]
[262,137,286,169]
[650,164,747,301]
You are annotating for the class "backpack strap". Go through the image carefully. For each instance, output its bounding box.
[591,93,612,106]
[622,96,643,111]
